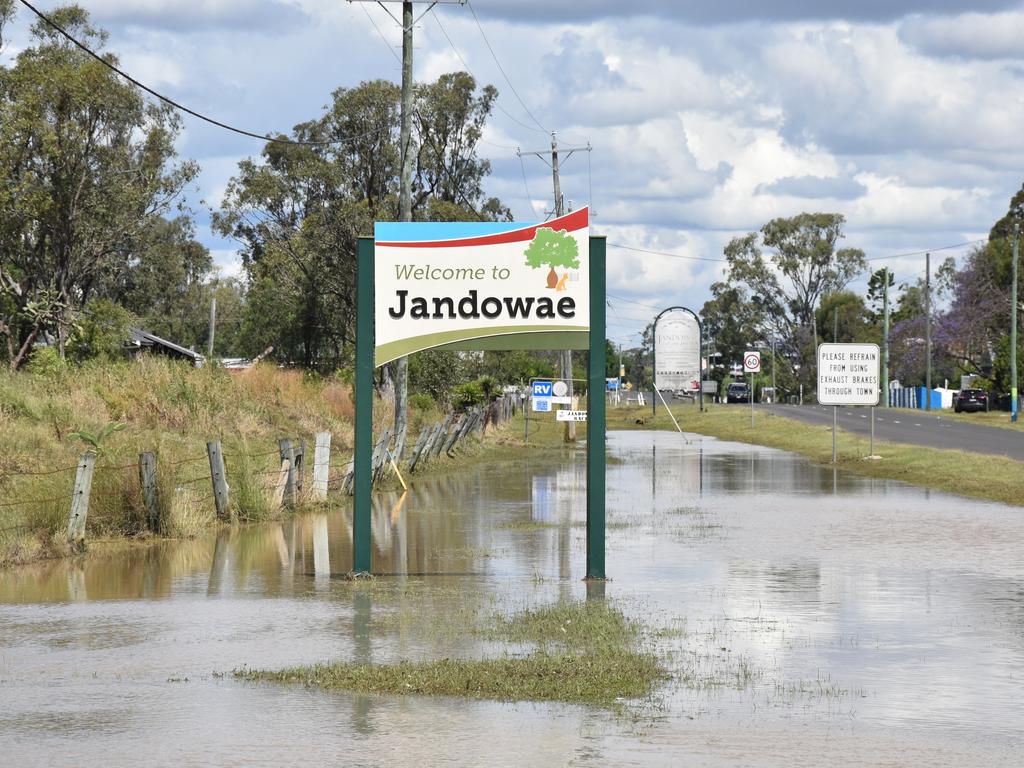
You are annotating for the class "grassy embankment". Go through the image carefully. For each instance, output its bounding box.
[610,403,1024,507]
[470,401,1024,506]
[0,359,421,566]
[236,598,664,707]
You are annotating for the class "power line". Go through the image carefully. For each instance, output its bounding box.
[465,0,548,134]
[609,243,726,263]
[432,11,547,137]
[609,294,671,312]
[865,239,986,261]
[359,2,402,66]
[519,152,540,218]
[17,0,385,147]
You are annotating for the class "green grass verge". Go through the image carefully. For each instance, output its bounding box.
[608,404,1024,507]
[236,600,664,707]
[906,408,1024,432]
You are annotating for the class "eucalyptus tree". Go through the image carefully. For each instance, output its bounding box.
[722,213,866,389]
[215,72,510,371]
[0,5,196,368]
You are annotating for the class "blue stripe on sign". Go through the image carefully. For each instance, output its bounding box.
[374,221,530,242]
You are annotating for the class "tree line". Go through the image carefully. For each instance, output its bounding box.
[696,200,1024,402]
[0,4,507,383]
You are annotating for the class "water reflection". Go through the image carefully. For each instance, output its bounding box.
[2,431,1024,767]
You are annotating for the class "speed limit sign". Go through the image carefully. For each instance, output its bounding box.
[743,351,761,373]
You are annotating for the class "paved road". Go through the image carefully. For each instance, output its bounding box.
[755,403,1024,462]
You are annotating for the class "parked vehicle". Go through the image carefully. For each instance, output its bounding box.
[726,382,751,404]
[953,388,988,413]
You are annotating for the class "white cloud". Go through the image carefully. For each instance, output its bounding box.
[899,11,1024,59]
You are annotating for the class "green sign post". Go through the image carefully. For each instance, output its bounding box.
[351,215,605,578]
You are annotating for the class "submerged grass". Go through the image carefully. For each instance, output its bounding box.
[236,600,664,707]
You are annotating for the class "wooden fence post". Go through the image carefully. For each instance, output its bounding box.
[67,452,96,547]
[139,452,159,532]
[312,432,331,501]
[207,440,230,519]
[278,438,296,507]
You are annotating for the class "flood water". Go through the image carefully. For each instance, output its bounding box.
[2,431,1023,766]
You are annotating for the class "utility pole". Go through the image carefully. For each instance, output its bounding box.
[207,297,216,359]
[519,132,591,442]
[925,251,932,412]
[351,1,465,458]
[882,268,890,408]
[1012,225,1019,423]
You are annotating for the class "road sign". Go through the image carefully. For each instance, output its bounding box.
[532,380,553,397]
[552,380,569,397]
[817,343,880,406]
[743,351,761,373]
[532,398,552,412]
[556,410,588,422]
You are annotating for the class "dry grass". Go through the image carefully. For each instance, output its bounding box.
[0,358,394,566]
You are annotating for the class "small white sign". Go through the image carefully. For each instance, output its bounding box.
[743,351,761,373]
[532,398,552,412]
[817,343,880,406]
[556,410,588,422]
[552,380,569,397]
[549,396,572,405]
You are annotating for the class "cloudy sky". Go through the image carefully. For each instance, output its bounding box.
[3,0,1022,347]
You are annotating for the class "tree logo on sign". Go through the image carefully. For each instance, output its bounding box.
[524,227,579,291]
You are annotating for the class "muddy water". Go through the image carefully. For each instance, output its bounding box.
[1,431,1022,767]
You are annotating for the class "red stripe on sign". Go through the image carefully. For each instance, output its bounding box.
[377,208,588,249]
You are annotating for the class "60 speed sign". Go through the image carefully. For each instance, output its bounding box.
[743,351,761,373]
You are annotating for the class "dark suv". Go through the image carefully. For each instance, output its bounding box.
[726,382,751,403]
[953,388,988,413]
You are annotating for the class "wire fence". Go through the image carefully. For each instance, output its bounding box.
[1,395,521,548]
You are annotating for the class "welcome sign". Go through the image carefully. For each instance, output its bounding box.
[374,208,590,366]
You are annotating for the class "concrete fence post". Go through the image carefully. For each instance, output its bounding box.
[67,452,97,547]
[312,432,331,501]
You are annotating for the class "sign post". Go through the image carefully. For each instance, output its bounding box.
[354,211,606,577]
[817,343,881,463]
[743,350,761,427]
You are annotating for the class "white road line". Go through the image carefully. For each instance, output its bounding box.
[914,423,922,427]
[893,420,900,424]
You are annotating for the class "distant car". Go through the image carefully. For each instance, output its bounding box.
[726,382,751,404]
[953,388,988,413]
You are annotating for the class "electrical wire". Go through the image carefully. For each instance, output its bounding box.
[359,1,402,66]
[609,243,726,263]
[17,0,388,147]
[465,0,549,134]
[865,239,986,261]
[432,12,546,137]
[516,152,540,219]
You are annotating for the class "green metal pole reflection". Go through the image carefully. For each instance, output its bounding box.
[587,236,607,580]
[353,237,374,574]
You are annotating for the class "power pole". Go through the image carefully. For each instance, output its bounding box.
[925,251,932,411]
[352,1,465,458]
[1012,224,1019,423]
[882,268,890,408]
[207,297,217,359]
[519,132,591,442]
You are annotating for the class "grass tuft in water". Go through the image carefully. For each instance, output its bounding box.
[236,601,664,707]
